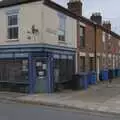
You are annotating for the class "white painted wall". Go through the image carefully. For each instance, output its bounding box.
[43,5,77,48]
[0,1,43,45]
[0,1,77,49]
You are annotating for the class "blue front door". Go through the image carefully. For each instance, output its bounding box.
[34,57,49,93]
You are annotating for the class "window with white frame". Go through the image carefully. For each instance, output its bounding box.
[119,56,120,66]
[58,13,66,41]
[115,56,118,68]
[7,14,19,40]
[108,55,111,65]
[108,34,111,40]
[102,32,105,42]
[80,26,85,47]
[102,55,106,65]
[102,32,106,50]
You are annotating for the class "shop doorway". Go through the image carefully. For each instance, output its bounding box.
[89,57,94,71]
[34,58,48,93]
[97,57,100,81]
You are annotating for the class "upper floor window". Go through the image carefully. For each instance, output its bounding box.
[102,32,106,42]
[102,32,106,50]
[108,56,111,65]
[7,13,19,40]
[58,13,66,41]
[108,34,111,40]
[102,56,106,65]
[115,56,119,67]
[80,26,85,48]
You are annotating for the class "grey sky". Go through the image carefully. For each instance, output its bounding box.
[54,0,120,34]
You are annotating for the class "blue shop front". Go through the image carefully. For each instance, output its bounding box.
[0,44,75,93]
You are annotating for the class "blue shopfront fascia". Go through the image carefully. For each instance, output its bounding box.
[0,43,75,94]
[0,43,75,51]
[0,43,75,59]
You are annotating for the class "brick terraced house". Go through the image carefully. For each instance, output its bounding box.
[68,0,120,82]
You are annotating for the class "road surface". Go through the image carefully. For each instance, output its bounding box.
[0,100,120,120]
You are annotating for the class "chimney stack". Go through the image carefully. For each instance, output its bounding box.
[90,12,102,25]
[67,0,83,16]
[103,21,111,30]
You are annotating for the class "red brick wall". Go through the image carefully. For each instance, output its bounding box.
[77,22,96,72]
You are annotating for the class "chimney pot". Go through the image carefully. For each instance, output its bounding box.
[90,12,102,25]
[67,0,82,16]
[103,20,111,30]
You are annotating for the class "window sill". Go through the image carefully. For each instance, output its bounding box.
[6,39,19,42]
[58,40,67,44]
[79,46,86,49]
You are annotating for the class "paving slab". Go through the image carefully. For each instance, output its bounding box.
[1,79,120,114]
[15,79,120,114]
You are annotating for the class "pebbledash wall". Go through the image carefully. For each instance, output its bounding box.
[0,0,77,93]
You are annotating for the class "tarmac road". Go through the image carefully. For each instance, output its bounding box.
[0,100,120,120]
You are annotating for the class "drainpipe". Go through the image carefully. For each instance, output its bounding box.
[94,24,97,75]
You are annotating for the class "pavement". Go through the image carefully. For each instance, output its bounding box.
[1,79,120,115]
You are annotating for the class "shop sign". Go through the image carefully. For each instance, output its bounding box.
[15,53,29,58]
[0,53,13,58]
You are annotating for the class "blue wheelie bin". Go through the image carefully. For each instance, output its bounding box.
[87,72,92,85]
[79,72,88,90]
[113,69,116,78]
[99,70,103,81]
[103,69,108,81]
[118,69,120,77]
[108,69,113,79]
[91,71,97,84]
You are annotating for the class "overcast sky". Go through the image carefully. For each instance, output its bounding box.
[54,0,120,34]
